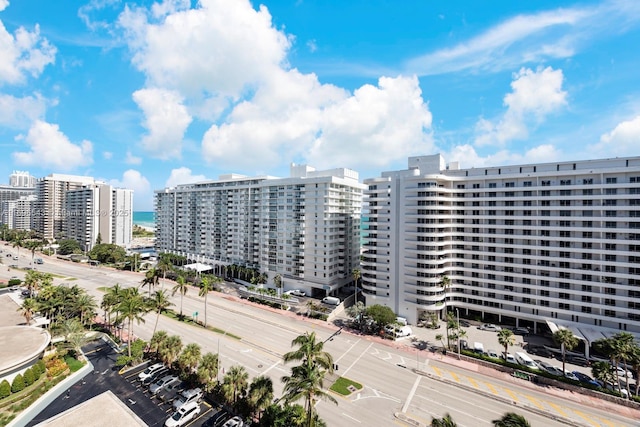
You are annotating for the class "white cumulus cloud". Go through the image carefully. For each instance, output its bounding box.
[132,87,192,159]
[0,93,47,128]
[125,150,142,165]
[109,169,152,210]
[165,167,207,188]
[475,66,567,147]
[0,20,56,85]
[588,115,640,157]
[12,120,93,170]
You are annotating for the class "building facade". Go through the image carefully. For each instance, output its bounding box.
[362,154,640,337]
[1,195,37,230]
[9,171,37,188]
[156,164,364,296]
[64,184,133,251]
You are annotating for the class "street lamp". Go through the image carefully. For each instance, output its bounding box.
[456,308,461,360]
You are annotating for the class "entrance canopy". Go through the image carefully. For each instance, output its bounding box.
[183,262,213,273]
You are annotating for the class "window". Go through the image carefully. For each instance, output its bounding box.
[560,180,571,186]
[606,177,617,184]
[606,188,617,195]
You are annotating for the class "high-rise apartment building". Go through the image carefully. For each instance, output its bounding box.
[34,174,96,241]
[1,195,37,230]
[64,184,133,251]
[9,171,37,188]
[156,164,364,296]
[363,154,640,339]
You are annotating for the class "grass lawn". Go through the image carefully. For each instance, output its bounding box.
[330,377,363,395]
[64,355,85,372]
[162,310,241,340]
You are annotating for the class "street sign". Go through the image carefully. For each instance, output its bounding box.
[193,312,198,316]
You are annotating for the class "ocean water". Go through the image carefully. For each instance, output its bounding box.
[133,211,155,228]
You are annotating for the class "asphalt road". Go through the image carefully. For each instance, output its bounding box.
[5,250,640,427]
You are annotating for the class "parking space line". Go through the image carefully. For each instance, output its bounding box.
[547,402,568,418]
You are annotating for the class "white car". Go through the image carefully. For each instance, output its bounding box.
[486,349,499,359]
[479,324,502,332]
[165,401,201,427]
[138,363,165,381]
[285,289,306,297]
[173,388,203,410]
[501,353,517,364]
[149,375,179,395]
[564,370,579,381]
[222,416,244,427]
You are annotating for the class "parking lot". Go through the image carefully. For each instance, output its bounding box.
[26,341,239,427]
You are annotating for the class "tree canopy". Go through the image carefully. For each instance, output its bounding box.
[365,304,396,327]
[57,239,81,255]
[88,243,127,264]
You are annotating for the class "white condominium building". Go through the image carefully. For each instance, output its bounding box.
[34,174,96,241]
[1,195,37,230]
[363,154,640,336]
[156,164,364,296]
[64,184,133,251]
[9,171,37,188]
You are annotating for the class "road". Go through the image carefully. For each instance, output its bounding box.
[4,248,640,426]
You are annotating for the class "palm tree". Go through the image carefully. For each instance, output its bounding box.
[439,275,451,320]
[273,274,282,297]
[498,329,516,359]
[148,289,174,337]
[553,329,578,374]
[222,365,249,407]
[140,267,159,297]
[18,297,38,325]
[248,375,273,422]
[117,289,148,357]
[156,254,174,289]
[178,343,202,377]
[492,412,531,427]
[198,276,222,328]
[104,284,124,331]
[73,293,97,327]
[159,335,183,367]
[351,268,361,311]
[281,362,337,427]
[197,352,219,392]
[283,332,334,371]
[172,275,189,318]
[282,332,336,427]
[149,330,169,358]
[25,239,40,264]
[59,318,88,358]
[431,413,457,427]
[610,332,636,397]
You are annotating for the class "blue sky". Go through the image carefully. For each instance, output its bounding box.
[1,0,639,210]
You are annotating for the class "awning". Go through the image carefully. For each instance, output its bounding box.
[577,327,608,344]
[183,262,213,273]
[546,320,560,334]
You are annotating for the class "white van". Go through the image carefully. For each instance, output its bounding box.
[396,317,408,326]
[515,352,539,370]
[473,342,484,354]
[394,326,412,338]
[322,296,340,306]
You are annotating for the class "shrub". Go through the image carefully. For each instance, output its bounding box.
[34,360,46,377]
[11,375,24,393]
[8,278,21,287]
[23,368,35,386]
[0,380,10,399]
[45,358,69,378]
[115,355,133,367]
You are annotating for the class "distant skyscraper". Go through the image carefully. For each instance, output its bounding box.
[9,171,36,188]
[156,164,364,296]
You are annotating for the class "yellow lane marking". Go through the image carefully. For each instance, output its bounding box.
[524,395,544,410]
[502,387,519,403]
[594,416,616,427]
[466,376,479,389]
[431,366,442,377]
[547,402,568,418]
[572,409,600,427]
[483,381,498,395]
[449,371,459,382]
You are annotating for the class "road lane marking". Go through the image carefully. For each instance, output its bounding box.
[335,338,361,363]
[466,376,479,389]
[431,366,442,377]
[342,342,373,377]
[547,402,568,418]
[595,417,616,427]
[501,387,519,403]
[341,413,361,423]
[571,409,600,427]
[449,371,459,382]
[524,395,544,410]
[401,376,421,413]
[260,360,281,376]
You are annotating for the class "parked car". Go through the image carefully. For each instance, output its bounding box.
[173,387,204,410]
[458,320,471,327]
[222,416,244,427]
[486,349,499,359]
[479,324,502,332]
[157,381,186,403]
[535,360,563,376]
[513,327,530,336]
[202,410,231,427]
[141,366,170,386]
[614,365,634,379]
[285,289,306,297]
[501,352,517,364]
[527,346,555,358]
[566,355,590,367]
[564,370,580,381]
[150,375,179,395]
[138,363,165,381]
[165,401,201,427]
[573,371,599,387]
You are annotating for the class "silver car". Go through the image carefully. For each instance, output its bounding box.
[149,375,179,395]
